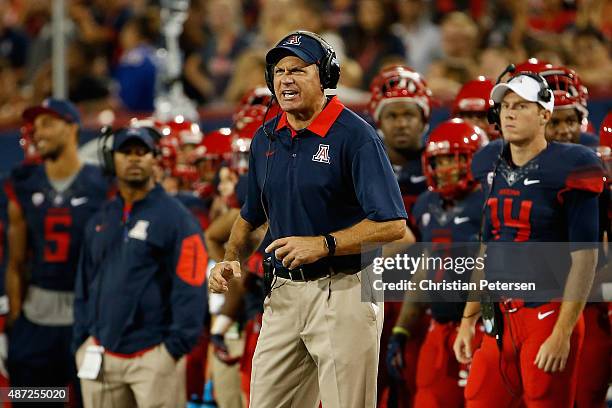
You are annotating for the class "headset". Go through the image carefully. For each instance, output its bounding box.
[487,65,552,128]
[98,126,162,176]
[264,30,340,96]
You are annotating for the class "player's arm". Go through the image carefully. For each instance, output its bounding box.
[534,248,597,373]
[453,244,486,364]
[382,224,416,258]
[395,261,429,332]
[6,200,27,324]
[386,262,427,380]
[208,216,255,293]
[205,208,241,262]
[535,179,601,373]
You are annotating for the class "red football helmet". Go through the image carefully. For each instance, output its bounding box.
[452,77,499,139]
[192,128,233,183]
[369,65,433,123]
[233,87,280,139]
[161,116,203,146]
[423,119,487,199]
[452,77,494,115]
[514,59,589,120]
[19,122,42,164]
[231,137,251,175]
[155,117,204,184]
[598,112,612,172]
[230,88,280,174]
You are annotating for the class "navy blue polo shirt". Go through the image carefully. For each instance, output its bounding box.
[241,96,407,272]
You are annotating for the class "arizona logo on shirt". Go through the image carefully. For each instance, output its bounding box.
[312,144,330,164]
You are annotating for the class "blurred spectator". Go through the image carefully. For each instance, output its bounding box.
[19,1,50,37]
[223,51,267,104]
[576,0,612,38]
[0,0,29,74]
[344,0,406,89]
[532,46,566,66]
[427,12,480,102]
[183,0,250,104]
[21,2,69,88]
[67,40,110,106]
[570,26,612,92]
[180,0,207,57]
[113,14,159,111]
[287,0,368,101]
[392,0,442,74]
[69,0,133,64]
[324,0,355,31]
[0,58,29,127]
[439,12,480,62]
[478,46,516,80]
[527,0,576,35]
[292,0,347,63]
[251,0,303,50]
[432,0,487,23]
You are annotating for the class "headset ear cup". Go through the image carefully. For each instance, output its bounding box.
[265,64,275,96]
[487,105,500,126]
[328,56,340,89]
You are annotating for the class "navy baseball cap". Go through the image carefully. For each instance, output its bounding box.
[113,127,156,151]
[22,98,81,125]
[266,32,326,65]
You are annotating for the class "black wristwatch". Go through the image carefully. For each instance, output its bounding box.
[324,234,337,257]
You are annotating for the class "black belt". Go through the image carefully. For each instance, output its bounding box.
[274,266,360,282]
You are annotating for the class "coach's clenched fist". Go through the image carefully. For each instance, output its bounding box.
[209,261,241,293]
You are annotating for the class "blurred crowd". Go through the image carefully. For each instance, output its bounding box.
[0,0,610,128]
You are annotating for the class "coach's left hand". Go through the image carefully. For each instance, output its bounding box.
[266,236,328,270]
[534,330,570,372]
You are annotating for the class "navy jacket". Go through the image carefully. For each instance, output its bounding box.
[73,185,208,358]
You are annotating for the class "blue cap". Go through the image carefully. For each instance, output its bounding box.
[22,98,81,125]
[113,127,156,151]
[266,32,326,66]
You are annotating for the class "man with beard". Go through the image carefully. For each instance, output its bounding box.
[73,127,208,407]
[4,99,108,401]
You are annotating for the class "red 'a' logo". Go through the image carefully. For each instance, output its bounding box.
[312,144,330,164]
[284,35,301,46]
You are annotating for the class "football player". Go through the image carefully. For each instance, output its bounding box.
[454,71,603,407]
[391,119,487,408]
[514,59,598,148]
[5,99,108,397]
[369,65,432,407]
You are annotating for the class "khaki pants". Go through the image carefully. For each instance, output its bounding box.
[211,336,245,408]
[76,337,186,408]
[250,271,384,408]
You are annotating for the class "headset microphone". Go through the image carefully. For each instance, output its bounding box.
[496,64,516,85]
[261,97,277,142]
[98,125,116,176]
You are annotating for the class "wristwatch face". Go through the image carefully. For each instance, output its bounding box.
[325,234,336,255]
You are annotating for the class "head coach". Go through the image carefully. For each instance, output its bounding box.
[209,30,408,408]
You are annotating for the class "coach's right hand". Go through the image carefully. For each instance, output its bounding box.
[209,261,241,293]
[454,318,476,364]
